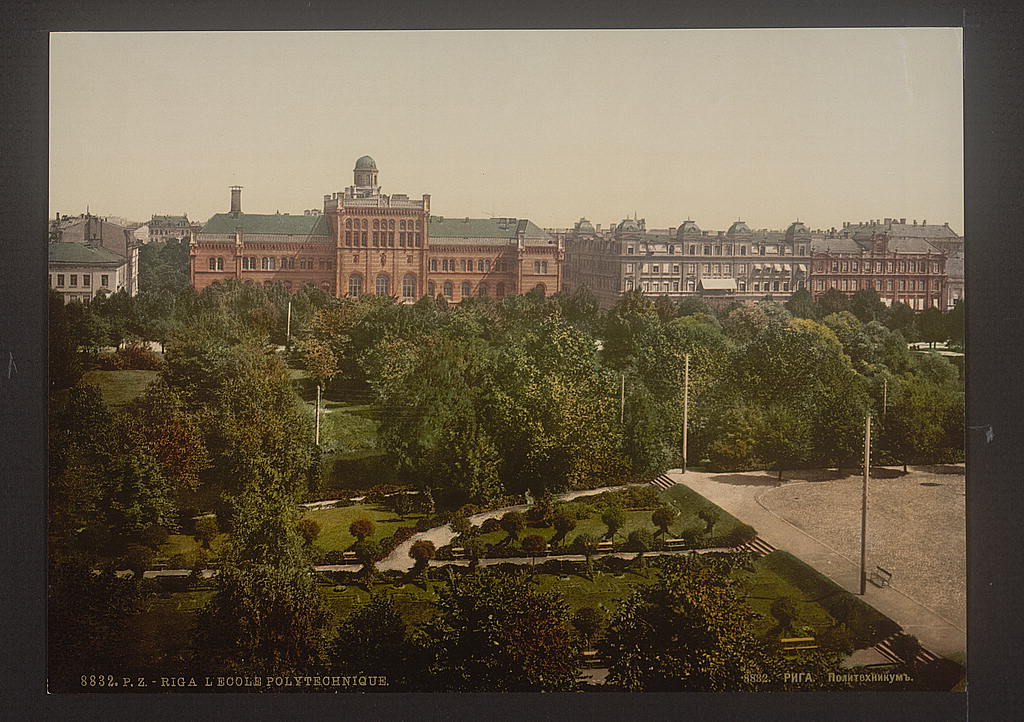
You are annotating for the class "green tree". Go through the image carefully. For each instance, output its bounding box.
[850,287,887,323]
[758,403,814,481]
[409,539,436,570]
[194,516,219,549]
[352,539,382,581]
[626,529,654,574]
[783,289,818,319]
[193,482,330,675]
[499,510,525,542]
[330,593,425,688]
[769,596,799,633]
[349,518,375,542]
[571,532,601,580]
[521,534,546,566]
[817,288,851,317]
[917,306,945,348]
[296,518,320,546]
[572,606,603,647]
[422,571,581,691]
[551,512,577,546]
[601,505,626,540]
[698,506,720,535]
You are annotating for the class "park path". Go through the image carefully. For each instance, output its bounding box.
[666,467,967,658]
[375,482,648,572]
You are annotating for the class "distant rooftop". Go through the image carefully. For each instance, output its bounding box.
[49,242,126,264]
[200,212,330,237]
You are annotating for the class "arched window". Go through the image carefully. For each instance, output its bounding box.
[485,259,492,272]
[496,282,505,298]
[388,219,395,230]
[208,257,217,270]
[461,281,471,298]
[443,281,453,298]
[261,257,269,270]
[477,259,485,272]
[442,259,449,272]
[400,220,406,230]
[348,273,363,296]
[217,257,224,270]
[345,219,352,229]
[415,219,421,230]
[376,273,390,296]
[361,219,367,229]
[428,281,436,296]
[402,274,416,299]
[460,259,467,272]
[478,282,489,297]
[321,282,332,294]
[430,259,438,272]
[299,258,306,270]
[249,256,256,269]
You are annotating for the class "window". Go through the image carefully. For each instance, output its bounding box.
[899,280,906,290]
[402,274,416,299]
[672,264,679,273]
[723,264,731,273]
[428,281,436,296]
[209,258,217,270]
[672,281,679,292]
[689,245,696,255]
[669,245,675,254]
[431,259,438,271]
[687,264,696,273]
[759,246,766,256]
[625,279,634,291]
[345,219,352,229]
[250,256,257,269]
[443,281,453,298]
[626,263,634,273]
[461,259,467,272]
[48,274,53,287]
[461,281,471,298]
[348,273,363,296]
[652,264,660,273]
[798,245,806,255]
[376,274,390,296]
[887,280,893,291]
[713,264,720,274]
[740,245,747,256]
[703,245,711,255]
[362,232,368,246]
[70,274,77,287]
[540,261,546,273]
[687,280,695,292]
[852,262,859,272]
[217,257,224,271]
[714,246,722,256]
[101,274,109,287]
[702,264,710,273]
[487,260,493,272]
[478,282,489,297]
[773,281,780,292]
[753,282,760,292]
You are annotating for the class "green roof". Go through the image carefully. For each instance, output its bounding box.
[428,216,551,241]
[200,213,330,237]
[48,242,125,264]
[355,155,377,170]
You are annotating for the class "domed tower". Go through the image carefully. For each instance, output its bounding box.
[784,220,811,242]
[353,155,379,189]
[726,220,753,238]
[676,219,701,240]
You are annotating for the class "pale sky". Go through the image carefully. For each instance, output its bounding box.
[50,29,963,233]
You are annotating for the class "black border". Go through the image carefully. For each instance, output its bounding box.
[5,1,1022,719]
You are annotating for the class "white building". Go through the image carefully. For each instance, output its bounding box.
[48,242,130,302]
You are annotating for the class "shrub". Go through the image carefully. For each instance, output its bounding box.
[456,503,483,518]
[769,596,799,632]
[651,507,677,536]
[100,342,163,371]
[525,498,555,527]
[168,553,189,570]
[296,518,321,546]
[818,623,855,655]
[601,505,626,539]
[717,522,756,548]
[123,544,155,578]
[193,516,219,549]
[409,539,436,568]
[435,544,456,561]
[321,549,349,565]
[499,511,525,540]
[572,607,603,644]
[352,539,382,567]
[889,633,922,668]
[552,512,577,536]
[485,543,523,559]
[138,524,170,549]
[414,517,435,532]
[349,518,375,541]
[450,515,471,536]
[480,517,502,534]
[625,528,655,553]
[522,534,547,564]
[698,506,720,535]
[392,527,417,545]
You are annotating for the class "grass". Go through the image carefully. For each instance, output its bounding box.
[125,589,214,672]
[304,502,425,552]
[81,369,160,406]
[154,533,229,567]
[734,555,838,639]
[658,483,750,540]
[475,510,660,550]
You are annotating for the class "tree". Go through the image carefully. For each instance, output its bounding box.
[409,539,436,570]
[296,518,320,546]
[698,506,720,535]
[784,289,818,319]
[461,536,486,570]
[352,539,382,581]
[571,532,601,581]
[192,482,330,675]
[626,529,654,574]
[422,571,581,691]
[499,510,525,542]
[572,607,603,647]
[349,518,375,542]
[450,515,471,536]
[551,512,577,546]
[758,403,814,481]
[850,287,887,323]
[330,593,425,688]
[389,491,413,519]
[652,506,677,537]
[769,596,799,633]
[890,633,922,672]
[122,544,155,580]
[601,505,626,540]
[917,306,945,348]
[817,288,851,317]
[194,516,219,549]
[521,534,547,566]
[598,556,832,691]
[480,517,501,534]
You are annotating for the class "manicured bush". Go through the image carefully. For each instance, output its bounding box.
[392,526,417,545]
[435,544,456,561]
[168,553,189,570]
[480,517,502,534]
[123,544,155,578]
[769,596,799,632]
[625,528,655,553]
[349,518,375,541]
[409,539,436,567]
[651,507,677,536]
[716,522,756,548]
[601,505,626,539]
[296,518,321,546]
[321,549,349,565]
[572,607,603,645]
[500,511,525,540]
[522,534,547,564]
[450,515,471,536]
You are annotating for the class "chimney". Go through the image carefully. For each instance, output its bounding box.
[913,219,917,225]
[900,218,906,224]
[884,218,892,225]
[230,185,243,216]
[922,219,927,225]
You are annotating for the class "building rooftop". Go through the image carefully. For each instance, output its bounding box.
[428,216,553,244]
[200,212,330,237]
[150,214,190,226]
[355,155,377,170]
[49,242,126,264]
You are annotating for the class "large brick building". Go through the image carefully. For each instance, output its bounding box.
[190,156,561,300]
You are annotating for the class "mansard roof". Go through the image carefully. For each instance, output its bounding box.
[200,212,330,237]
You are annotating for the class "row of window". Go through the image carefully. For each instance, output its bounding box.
[819,260,941,274]
[624,244,806,257]
[343,231,423,248]
[625,262,802,276]
[423,281,546,299]
[430,258,511,273]
[208,257,335,271]
[344,218,422,231]
[50,273,110,288]
[347,273,418,299]
[816,278,941,292]
[624,279,804,294]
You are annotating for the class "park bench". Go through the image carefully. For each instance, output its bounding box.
[868,565,893,588]
[780,636,818,651]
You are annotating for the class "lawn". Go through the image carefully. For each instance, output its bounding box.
[81,369,160,406]
[474,510,661,550]
[155,532,230,568]
[734,555,838,640]
[658,483,750,540]
[304,502,425,552]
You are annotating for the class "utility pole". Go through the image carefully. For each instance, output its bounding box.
[620,373,625,424]
[882,378,888,415]
[860,414,871,595]
[682,353,690,473]
[286,299,292,347]
[315,383,321,446]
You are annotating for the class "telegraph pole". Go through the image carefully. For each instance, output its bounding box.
[682,353,690,473]
[882,378,888,415]
[315,383,321,446]
[620,373,625,424]
[286,299,292,347]
[860,414,871,595]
